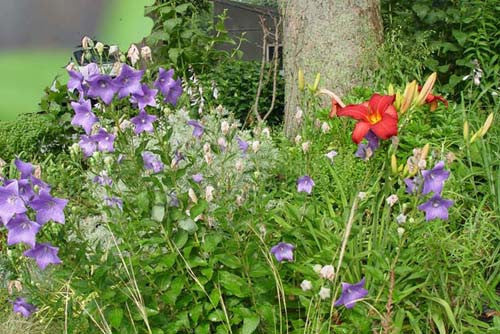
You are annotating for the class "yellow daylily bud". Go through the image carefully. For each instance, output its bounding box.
[403,163,409,176]
[394,90,403,110]
[311,73,321,93]
[470,130,481,144]
[298,69,305,91]
[401,80,417,114]
[416,72,437,106]
[388,84,395,95]
[421,143,430,161]
[479,113,494,137]
[463,121,469,141]
[398,164,404,172]
[391,154,398,174]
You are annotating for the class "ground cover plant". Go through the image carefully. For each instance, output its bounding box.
[0,2,499,334]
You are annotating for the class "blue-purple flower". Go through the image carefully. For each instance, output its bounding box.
[71,99,98,135]
[418,195,453,221]
[67,69,84,93]
[334,277,368,309]
[237,137,249,154]
[187,120,204,139]
[297,175,314,194]
[6,214,41,248]
[270,242,295,262]
[422,161,450,195]
[130,84,158,110]
[113,64,144,99]
[79,63,99,81]
[104,196,123,210]
[142,151,164,174]
[15,159,34,179]
[78,135,97,158]
[12,297,37,318]
[92,128,115,153]
[154,68,183,105]
[29,190,68,225]
[18,179,35,201]
[192,173,203,183]
[87,74,117,105]
[24,243,62,270]
[355,131,379,160]
[131,110,157,134]
[0,181,27,224]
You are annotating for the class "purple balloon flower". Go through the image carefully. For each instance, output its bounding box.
[18,179,36,202]
[104,196,123,210]
[187,120,204,139]
[237,137,249,154]
[67,69,84,93]
[192,173,203,183]
[418,195,453,221]
[142,151,164,174]
[130,84,158,111]
[270,242,295,262]
[131,110,157,134]
[93,173,112,186]
[334,277,369,309]
[297,175,315,194]
[71,99,98,135]
[355,131,379,160]
[12,297,37,318]
[6,214,41,248]
[365,130,380,151]
[92,128,116,153]
[15,158,34,179]
[24,243,62,270]
[113,64,144,99]
[422,161,450,195]
[30,176,51,192]
[154,68,183,105]
[87,74,117,105]
[78,135,97,158]
[79,63,100,81]
[0,181,27,225]
[29,190,68,225]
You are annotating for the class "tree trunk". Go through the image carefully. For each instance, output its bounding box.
[280,0,383,138]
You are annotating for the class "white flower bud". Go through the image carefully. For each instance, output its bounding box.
[221,121,230,135]
[217,137,227,151]
[319,287,331,300]
[319,265,335,281]
[203,143,211,154]
[95,42,104,55]
[140,46,152,62]
[358,192,367,200]
[300,280,312,292]
[108,45,119,57]
[235,159,244,173]
[259,224,266,236]
[236,195,244,206]
[252,141,260,153]
[321,122,331,133]
[104,156,114,167]
[294,135,302,144]
[396,213,407,224]
[397,227,405,238]
[81,36,93,49]
[313,264,322,274]
[127,44,140,66]
[110,62,123,77]
[205,185,215,202]
[188,188,198,204]
[119,119,132,130]
[314,118,322,129]
[302,141,311,153]
[386,194,399,207]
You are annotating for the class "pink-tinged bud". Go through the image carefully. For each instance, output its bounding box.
[141,46,152,62]
[127,44,140,66]
[205,185,215,202]
[109,45,120,57]
[81,36,93,49]
[188,188,198,203]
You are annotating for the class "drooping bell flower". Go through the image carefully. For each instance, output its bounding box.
[418,86,448,111]
[418,195,453,221]
[337,94,398,144]
[24,243,62,270]
[192,173,203,183]
[270,242,295,262]
[29,190,68,225]
[92,128,116,153]
[12,297,37,318]
[6,214,41,248]
[154,68,183,105]
[422,161,450,195]
[86,74,117,105]
[79,63,100,81]
[67,69,84,93]
[334,277,369,309]
[297,175,315,194]
[71,99,98,135]
[15,158,34,179]
[0,181,27,225]
[113,64,144,99]
[78,135,97,158]
[131,110,157,134]
[187,120,204,139]
[142,151,164,174]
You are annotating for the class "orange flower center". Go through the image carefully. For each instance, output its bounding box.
[367,111,382,125]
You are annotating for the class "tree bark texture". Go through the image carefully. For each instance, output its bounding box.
[280,0,383,138]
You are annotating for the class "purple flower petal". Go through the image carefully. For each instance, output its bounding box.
[131,110,157,134]
[130,84,158,111]
[15,158,34,179]
[418,195,453,221]
[87,74,117,105]
[12,298,37,318]
[154,68,183,105]
[142,151,164,174]
[24,243,62,270]
[270,242,295,262]
[92,129,115,153]
[113,64,144,99]
[0,181,27,225]
[334,277,368,309]
[71,99,98,135]
[422,161,450,195]
[29,190,68,225]
[187,120,204,138]
[297,175,314,194]
[6,214,41,248]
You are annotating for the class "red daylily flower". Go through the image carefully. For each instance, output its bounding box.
[337,94,398,144]
[418,86,448,111]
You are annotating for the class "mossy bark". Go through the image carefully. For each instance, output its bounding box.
[279,0,382,138]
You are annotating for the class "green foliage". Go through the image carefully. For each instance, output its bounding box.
[145,1,238,76]
[381,0,500,103]
[198,60,285,124]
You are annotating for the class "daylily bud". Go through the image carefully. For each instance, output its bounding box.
[298,69,305,91]
[311,73,321,93]
[391,154,398,174]
[463,121,469,141]
[109,45,120,57]
[479,113,494,137]
[416,72,437,106]
[205,185,215,202]
[141,46,152,62]
[388,84,395,95]
[470,130,481,144]
[127,44,140,66]
[95,42,104,55]
[401,80,417,113]
[188,188,198,203]
[420,143,430,161]
[81,36,93,49]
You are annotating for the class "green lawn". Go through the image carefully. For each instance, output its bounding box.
[0,0,154,121]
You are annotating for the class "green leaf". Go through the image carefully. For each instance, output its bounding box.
[163,277,184,305]
[208,310,225,322]
[452,29,468,46]
[203,234,223,252]
[423,296,458,331]
[190,200,208,218]
[169,48,181,64]
[179,218,197,233]
[108,308,123,329]
[242,316,260,334]
[152,205,165,222]
[219,271,249,297]
[175,3,191,13]
[174,230,189,248]
[412,3,429,19]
